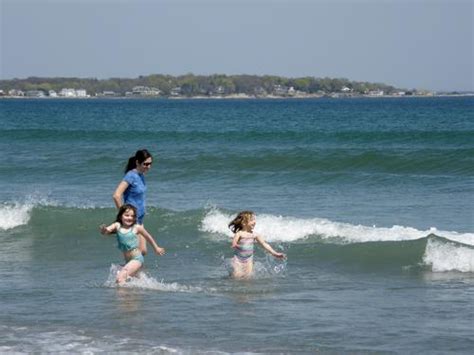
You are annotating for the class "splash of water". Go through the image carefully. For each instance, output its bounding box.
[0,203,32,230]
[423,238,474,273]
[103,264,210,293]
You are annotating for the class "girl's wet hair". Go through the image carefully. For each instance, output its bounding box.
[116,204,137,225]
[125,149,153,173]
[228,210,255,233]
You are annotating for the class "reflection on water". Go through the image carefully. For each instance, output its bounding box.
[115,287,144,313]
[421,270,474,284]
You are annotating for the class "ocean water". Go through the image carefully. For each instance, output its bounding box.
[0,97,473,353]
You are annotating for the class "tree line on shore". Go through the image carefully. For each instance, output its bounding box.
[0,74,403,97]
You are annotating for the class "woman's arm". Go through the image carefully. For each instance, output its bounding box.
[135,225,165,255]
[255,235,286,258]
[112,180,129,209]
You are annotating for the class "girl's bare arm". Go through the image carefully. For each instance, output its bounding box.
[231,232,242,249]
[136,225,165,255]
[100,222,119,235]
[256,235,286,258]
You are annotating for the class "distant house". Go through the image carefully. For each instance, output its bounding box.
[132,86,161,96]
[76,89,87,97]
[170,87,182,96]
[341,86,352,93]
[214,86,225,95]
[59,88,76,97]
[8,89,25,96]
[48,90,58,97]
[102,91,117,96]
[368,90,384,96]
[273,84,288,96]
[26,90,46,98]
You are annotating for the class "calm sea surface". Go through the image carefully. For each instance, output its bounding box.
[0,97,473,353]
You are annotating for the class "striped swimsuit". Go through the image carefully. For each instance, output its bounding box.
[234,233,256,263]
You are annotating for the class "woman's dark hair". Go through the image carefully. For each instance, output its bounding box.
[116,204,137,225]
[125,149,152,173]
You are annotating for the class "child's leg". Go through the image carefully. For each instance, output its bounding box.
[116,260,142,284]
[232,258,253,279]
[246,261,253,278]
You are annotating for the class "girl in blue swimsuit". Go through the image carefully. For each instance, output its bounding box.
[100,204,165,284]
[229,210,286,279]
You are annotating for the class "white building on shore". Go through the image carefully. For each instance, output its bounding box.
[130,86,161,96]
[26,90,46,97]
[59,88,88,97]
[8,89,25,96]
[59,88,76,97]
[368,90,384,97]
[76,89,87,97]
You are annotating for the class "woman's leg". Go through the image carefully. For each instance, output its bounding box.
[137,216,148,256]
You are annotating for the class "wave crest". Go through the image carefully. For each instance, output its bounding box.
[200,209,474,245]
[0,203,33,230]
[423,238,474,273]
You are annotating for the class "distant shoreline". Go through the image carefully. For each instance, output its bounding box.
[1,93,472,100]
[3,74,471,99]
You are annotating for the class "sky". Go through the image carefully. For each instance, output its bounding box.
[1,0,472,91]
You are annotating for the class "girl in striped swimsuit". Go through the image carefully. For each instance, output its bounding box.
[229,211,286,279]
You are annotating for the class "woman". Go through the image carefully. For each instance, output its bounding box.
[113,149,153,255]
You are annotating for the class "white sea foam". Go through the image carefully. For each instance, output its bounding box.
[0,203,33,230]
[0,325,210,354]
[0,193,64,230]
[0,325,113,353]
[0,194,91,231]
[104,264,211,293]
[423,238,474,273]
[200,208,474,245]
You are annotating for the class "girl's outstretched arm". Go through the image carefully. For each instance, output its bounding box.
[100,222,119,235]
[255,235,286,259]
[135,225,165,255]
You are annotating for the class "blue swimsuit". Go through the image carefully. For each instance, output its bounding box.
[116,226,144,264]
